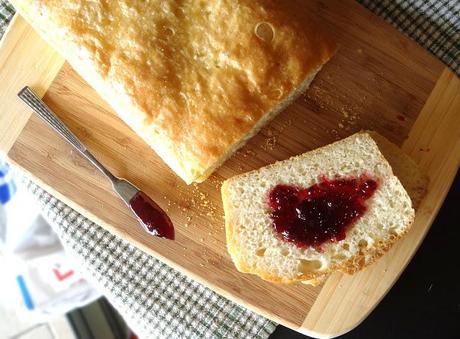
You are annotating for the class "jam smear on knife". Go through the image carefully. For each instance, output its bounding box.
[129,191,175,240]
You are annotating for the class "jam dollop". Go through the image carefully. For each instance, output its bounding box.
[129,191,174,240]
[267,176,378,249]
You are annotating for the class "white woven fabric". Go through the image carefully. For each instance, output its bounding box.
[25,179,276,339]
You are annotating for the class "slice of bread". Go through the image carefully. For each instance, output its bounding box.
[222,132,419,285]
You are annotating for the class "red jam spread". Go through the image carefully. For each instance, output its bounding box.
[129,191,174,240]
[267,176,378,249]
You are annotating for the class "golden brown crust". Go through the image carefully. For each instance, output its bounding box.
[336,217,414,275]
[228,217,414,286]
[333,218,413,275]
[11,0,335,183]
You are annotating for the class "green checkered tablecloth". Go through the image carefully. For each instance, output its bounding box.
[1,1,459,338]
[359,0,459,75]
[0,1,13,37]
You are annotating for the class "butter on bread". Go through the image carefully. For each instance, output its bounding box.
[222,132,424,285]
[11,0,335,183]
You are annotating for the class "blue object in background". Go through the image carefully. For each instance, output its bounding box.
[0,159,16,205]
[16,275,34,310]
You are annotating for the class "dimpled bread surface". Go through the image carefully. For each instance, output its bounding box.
[10,0,335,183]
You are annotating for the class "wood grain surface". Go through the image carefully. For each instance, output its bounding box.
[1,1,459,337]
[0,15,63,153]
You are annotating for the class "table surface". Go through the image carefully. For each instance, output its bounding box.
[271,171,460,338]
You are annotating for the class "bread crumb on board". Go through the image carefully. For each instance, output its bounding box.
[261,136,278,151]
[188,183,221,223]
[163,179,223,233]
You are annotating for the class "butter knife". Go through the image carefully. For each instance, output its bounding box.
[18,86,174,240]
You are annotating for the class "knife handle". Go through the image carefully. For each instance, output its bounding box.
[17,86,117,182]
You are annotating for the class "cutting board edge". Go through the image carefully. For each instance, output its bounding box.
[300,68,460,338]
[0,15,64,154]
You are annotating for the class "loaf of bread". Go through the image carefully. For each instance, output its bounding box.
[11,0,335,184]
[222,132,423,284]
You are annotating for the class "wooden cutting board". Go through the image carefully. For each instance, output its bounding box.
[1,1,459,337]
